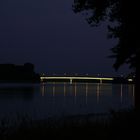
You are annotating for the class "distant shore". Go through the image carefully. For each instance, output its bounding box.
[0,63,134,84]
[0,63,40,83]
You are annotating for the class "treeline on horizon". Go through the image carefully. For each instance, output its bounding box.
[0,63,40,83]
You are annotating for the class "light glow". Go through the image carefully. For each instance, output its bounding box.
[40,76,114,81]
[128,79,133,82]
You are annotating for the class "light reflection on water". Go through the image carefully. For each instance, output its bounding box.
[0,82,134,120]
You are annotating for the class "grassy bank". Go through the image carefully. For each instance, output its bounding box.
[0,109,139,140]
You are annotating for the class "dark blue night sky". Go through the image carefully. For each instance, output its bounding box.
[0,0,130,76]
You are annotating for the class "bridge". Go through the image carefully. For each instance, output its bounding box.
[40,76,114,84]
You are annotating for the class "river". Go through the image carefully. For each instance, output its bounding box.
[0,82,134,120]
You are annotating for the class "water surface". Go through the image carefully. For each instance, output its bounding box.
[0,82,134,120]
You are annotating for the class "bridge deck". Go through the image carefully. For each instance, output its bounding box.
[40,76,113,80]
[40,77,114,84]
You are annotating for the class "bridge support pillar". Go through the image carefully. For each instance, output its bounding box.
[100,79,102,84]
[70,79,73,84]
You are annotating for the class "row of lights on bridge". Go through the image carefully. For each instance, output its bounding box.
[40,73,109,77]
[41,73,102,76]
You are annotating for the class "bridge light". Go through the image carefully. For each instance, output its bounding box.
[128,79,133,82]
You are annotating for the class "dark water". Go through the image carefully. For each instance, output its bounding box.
[0,82,134,120]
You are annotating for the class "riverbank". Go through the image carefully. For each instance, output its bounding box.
[0,63,40,83]
[0,109,139,140]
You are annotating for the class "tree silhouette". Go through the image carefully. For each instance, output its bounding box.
[73,0,140,111]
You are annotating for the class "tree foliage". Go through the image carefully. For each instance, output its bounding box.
[73,0,140,71]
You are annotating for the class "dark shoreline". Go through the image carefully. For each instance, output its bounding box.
[0,63,40,83]
[0,109,138,140]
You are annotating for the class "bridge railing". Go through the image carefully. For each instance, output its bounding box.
[40,76,114,84]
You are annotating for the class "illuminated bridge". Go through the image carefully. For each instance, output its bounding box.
[40,76,114,84]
